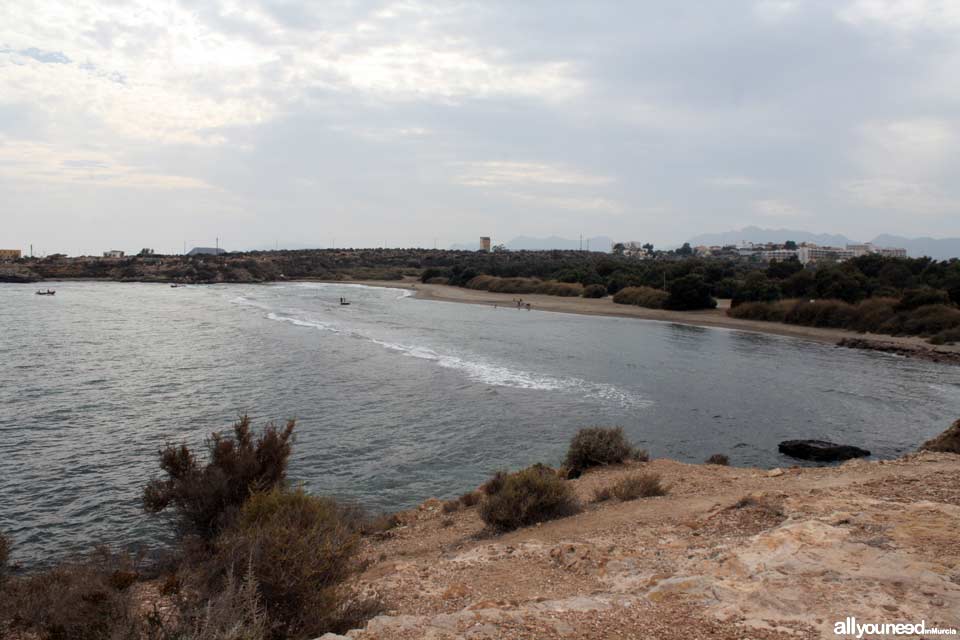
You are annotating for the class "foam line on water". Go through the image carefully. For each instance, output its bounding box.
[253,300,648,408]
[370,338,649,408]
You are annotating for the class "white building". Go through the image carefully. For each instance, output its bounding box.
[845,243,908,259]
[759,249,799,261]
[797,245,855,265]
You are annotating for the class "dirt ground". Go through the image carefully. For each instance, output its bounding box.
[323,453,960,639]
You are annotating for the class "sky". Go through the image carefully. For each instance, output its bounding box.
[2,0,959,255]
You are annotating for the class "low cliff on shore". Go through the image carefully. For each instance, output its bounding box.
[335,453,960,639]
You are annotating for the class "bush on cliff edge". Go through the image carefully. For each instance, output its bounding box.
[143,415,296,539]
[479,465,580,532]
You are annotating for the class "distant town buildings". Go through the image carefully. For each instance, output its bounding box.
[846,243,907,258]
[479,237,491,252]
[0,249,21,260]
[187,247,226,256]
[103,250,125,258]
[612,241,654,259]
[680,240,909,265]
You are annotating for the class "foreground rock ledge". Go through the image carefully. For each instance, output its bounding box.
[329,453,960,639]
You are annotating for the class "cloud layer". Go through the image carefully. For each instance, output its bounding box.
[2,0,959,253]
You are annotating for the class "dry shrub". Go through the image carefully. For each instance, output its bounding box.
[424,277,449,285]
[481,471,508,496]
[0,532,8,585]
[631,448,650,462]
[848,298,898,332]
[582,284,607,299]
[705,453,729,465]
[610,473,668,501]
[784,299,858,328]
[361,512,402,537]
[612,286,669,309]
[592,486,613,503]
[179,566,268,640]
[536,281,583,297]
[479,465,580,532]
[919,419,960,454]
[441,500,461,514]
[727,301,790,322]
[930,327,960,345]
[458,491,480,507]
[465,275,542,294]
[564,427,638,474]
[0,548,141,640]
[143,415,295,539]
[464,275,585,297]
[732,495,784,517]
[208,487,377,639]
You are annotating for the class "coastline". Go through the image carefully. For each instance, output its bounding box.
[335,279,960,362]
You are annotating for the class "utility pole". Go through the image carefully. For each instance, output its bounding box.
[579,234,582,251]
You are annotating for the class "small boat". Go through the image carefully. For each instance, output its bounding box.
[339,297,350,306]
[170,283,181,288]
[36,289,56,296]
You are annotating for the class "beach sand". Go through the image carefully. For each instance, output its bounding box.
[334,279,960,359]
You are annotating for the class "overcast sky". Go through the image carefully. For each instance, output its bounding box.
[2,0,959,255]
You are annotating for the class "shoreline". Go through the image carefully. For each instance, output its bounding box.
[16,277,960,363]
[334,279,960,364]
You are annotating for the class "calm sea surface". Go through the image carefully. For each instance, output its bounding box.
[2,281,959,565]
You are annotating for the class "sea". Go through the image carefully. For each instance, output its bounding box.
[2,281,958,565]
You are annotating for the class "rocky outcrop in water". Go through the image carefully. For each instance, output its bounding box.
[0,265,40,283]
[837,337,960,365]
[778,439,871,462]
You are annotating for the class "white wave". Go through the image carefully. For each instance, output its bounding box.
[265,312,338,333]
[250,300,648,408]
[370,339,649,408]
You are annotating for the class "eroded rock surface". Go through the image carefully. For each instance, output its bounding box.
[336,454,960,639]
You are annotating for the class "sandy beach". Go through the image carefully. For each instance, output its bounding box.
[335,279,960,359]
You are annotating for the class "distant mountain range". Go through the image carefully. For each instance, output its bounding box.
[687,227,960,260]
[450,235,614,251]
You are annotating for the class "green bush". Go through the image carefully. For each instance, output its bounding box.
[210,487,377,639]
[143,415,296,540]
[665,274,717,310]
[610,473,668,500]
[883,304,960,336]
[612,286,669,309]
[479,465,580,532]
[582,284,607,298]
[564,427,637,473]
[895,287,952,312]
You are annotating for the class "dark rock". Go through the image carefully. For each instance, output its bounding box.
[778,439,871,462]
